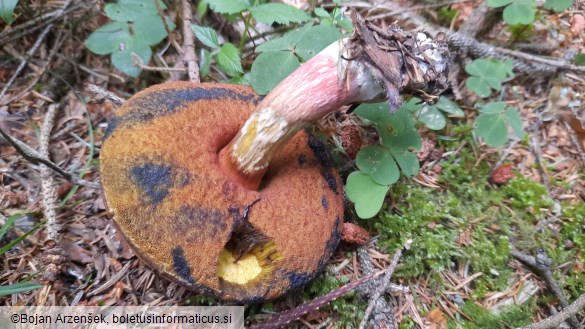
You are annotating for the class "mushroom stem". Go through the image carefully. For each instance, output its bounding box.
[219,39,385,190]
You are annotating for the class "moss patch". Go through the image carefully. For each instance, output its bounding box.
[304,274,366,328]
[364,144,584,323]
[450,300,533,328]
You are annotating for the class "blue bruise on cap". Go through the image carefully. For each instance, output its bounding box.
[321,195,328,210]
[286,272,312,290]
[171,246,196,285]
[320,169,338,194]
[130,162,188,205]
[324,217,342,256]
[105,87,262,139]
[317,217,342,270]
[307,135,339,194]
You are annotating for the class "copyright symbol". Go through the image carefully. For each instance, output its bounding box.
[11,314,19,323]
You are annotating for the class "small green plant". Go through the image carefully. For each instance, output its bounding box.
[305,274,365,327]
[474,101,525,147]
[574,53,585,66]
[85,0,175,77]
[0,214,44,297]
[465,58,514,98]
[416,96,465,130]
[346,101,422,218]
[201,0,310,55]
[544,0,574,12]
[204,0,310,25]
[250,24,341,94]
[0,0,18,24]
[314,6,353,31]
[191,25,242,78]
[452,300,533,328]
[199,1,345,90]
[487,0,537,25]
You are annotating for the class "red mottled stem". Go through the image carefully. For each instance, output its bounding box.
[219,40,385,190]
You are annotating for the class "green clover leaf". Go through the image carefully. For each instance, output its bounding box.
[208,0,250,15]
[474,102,525,147]
[251,24,340,94]
[111,38,152,77]
[544,0,574,12]
[356,146,399,185]
[346,172,390,219]
[0,0,18,24]
[487,0,536,25]
[250,51,300,94]
[465,59,514,98]
[250,3,311,25]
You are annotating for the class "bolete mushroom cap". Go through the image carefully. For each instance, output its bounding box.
[100,22,450,302]
[100,82,344,302]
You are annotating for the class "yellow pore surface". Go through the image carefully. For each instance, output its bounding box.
[217,249,262,285]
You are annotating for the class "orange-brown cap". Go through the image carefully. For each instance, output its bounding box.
[100,82,344,302]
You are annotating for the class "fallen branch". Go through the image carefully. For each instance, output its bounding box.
[516,293,585,329]
[181,0,200,82]
[512,250,581,328]
[39,105,60,243]
[153,0,182,55]
[359,240,410,329]
[528,126,553,199]
[0,23,54,102]
[86,84,126,106]
[0,1,87,44]
[0,127,99,189]
[250,241,411,329]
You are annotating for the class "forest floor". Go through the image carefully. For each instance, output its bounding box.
[1,1,584,328]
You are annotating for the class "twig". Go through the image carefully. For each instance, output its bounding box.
[0,128,99,189]
[153,0,182,55]
[8,29,67,105]
[250,242,410,329]
[495,46,585,72]
[356,246,394,328]
[0,1,84,44]
[528,124,553,199]
[512,250,581,328]
[0,24,53,102]
[40,104,60,243]
[444,31,581,75]
[181,0,200,82]
[249,269,388,329]
[86,84,126,106]
[87,261,132,296]
[131,53,188,73]
[493,139,519,170]
[359,240,410,329]
[364,0,475,21]
[561,121,585,168]
[516,293,585,329]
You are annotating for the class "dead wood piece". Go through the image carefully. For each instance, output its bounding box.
[40,104,60,244]
[359,240,410,329]
[86,84,125,106]
[181,0,200,82]
[512,250,581,329]
[347,9,450,112]
[516,293,585,329]
[0,128,99,189]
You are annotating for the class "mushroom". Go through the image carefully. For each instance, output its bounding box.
[100,20,449,302]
